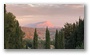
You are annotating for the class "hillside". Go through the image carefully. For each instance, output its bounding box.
[21,27,60,40]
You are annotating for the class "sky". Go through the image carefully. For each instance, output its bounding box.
[6,4,84,27]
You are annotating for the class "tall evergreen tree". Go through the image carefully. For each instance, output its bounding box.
[4,5,25,49]
[76,18,84,48]
[4,4,6,14]
[58,30,64,49]
[63,23,74,49]
[45,27,50,49]
[55,29,59,49]
[4,4,6,49]
[33,28,38,49]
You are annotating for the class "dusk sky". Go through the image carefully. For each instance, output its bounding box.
[6,4,84,27]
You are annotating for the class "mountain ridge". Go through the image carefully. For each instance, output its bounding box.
[25,21,59,28]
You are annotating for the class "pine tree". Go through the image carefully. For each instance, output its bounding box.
[63,23,74,49]
[77,18,84,47]
[55,29,59,49]
[4,4,25,49]
[33,28,38,49]
[4,4,6,49]
[45,27,50,49]
[4,4,6,14]
[58,30,64,49]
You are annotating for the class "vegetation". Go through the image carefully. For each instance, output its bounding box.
[33,28,38,49]
[45,27,50,49]
[26,18,84,49]
[62,18,84,49]
[4,4,25,49]
[58,30,64,49]
[55,29,59,49]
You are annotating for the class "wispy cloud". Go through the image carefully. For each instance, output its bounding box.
[6,4,84,27]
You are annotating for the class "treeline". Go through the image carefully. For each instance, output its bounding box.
[32,18,84,49]
[63,18,84,49]
[55,18,84,49]
[4,4,25,49]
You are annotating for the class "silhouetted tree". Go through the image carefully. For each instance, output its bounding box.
[33,28,38,49]
[55,29,59,49]
[45,27,50,49]
[4,5,25,49]
[58,30,64,49]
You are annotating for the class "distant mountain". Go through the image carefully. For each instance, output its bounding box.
[21,27,61,40]
[25,21,59,28]
[22,21,61,40]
